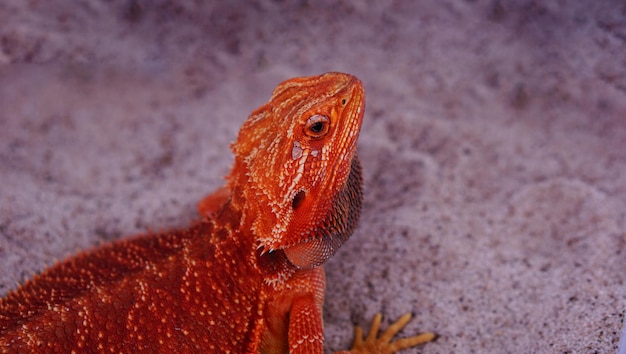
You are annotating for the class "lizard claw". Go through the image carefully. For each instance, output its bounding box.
[350,313,435,354]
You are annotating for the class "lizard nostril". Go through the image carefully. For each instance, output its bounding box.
[292,190,305,210]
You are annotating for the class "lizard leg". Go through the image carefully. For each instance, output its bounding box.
[197,185,230,217]
[338,312,435,354]
[288,295,325,354]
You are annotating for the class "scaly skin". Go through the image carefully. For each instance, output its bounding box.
[0,72,434,353]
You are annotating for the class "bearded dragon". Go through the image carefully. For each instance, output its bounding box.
[0,72,434,353]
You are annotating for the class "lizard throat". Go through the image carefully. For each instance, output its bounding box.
[283,155,363,269]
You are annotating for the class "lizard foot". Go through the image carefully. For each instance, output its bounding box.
[350,313,435,354]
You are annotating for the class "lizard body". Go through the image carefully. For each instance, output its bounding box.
[0,72,434,353]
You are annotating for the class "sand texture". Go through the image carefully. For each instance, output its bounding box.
[1,1,625,352]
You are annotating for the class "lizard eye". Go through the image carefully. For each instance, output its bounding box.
[304,114,329,139]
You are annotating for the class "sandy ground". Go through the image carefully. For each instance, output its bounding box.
[1,1,625,353]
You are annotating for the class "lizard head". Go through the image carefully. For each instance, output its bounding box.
[230,72,365,269]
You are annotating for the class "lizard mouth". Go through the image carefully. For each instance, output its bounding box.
[283,156,363,269]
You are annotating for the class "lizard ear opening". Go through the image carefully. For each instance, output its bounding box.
[292,190,305,210]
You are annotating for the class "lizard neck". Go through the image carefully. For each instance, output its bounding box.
[226,154,363,274]
[281,154,363,269]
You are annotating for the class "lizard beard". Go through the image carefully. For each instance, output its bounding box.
[283,155,363,269]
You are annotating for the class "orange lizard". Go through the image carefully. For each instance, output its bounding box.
[0,72,434,353]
